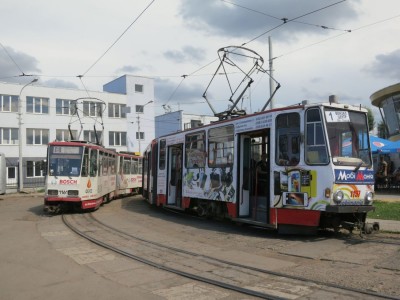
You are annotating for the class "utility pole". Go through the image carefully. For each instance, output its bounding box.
[268,36,275,109]
[18,78,38,192]
[137,114,141,153]
[137,100,153,154]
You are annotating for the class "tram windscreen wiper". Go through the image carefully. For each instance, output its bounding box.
[353,160,363,173]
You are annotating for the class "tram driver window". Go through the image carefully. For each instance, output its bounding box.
[305,108,329,164]
[275,113,300,166]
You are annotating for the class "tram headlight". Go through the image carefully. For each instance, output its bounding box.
[68,190,79,196]
[47,189,58,196]
[333,190,344,204]
[364,191,374,204]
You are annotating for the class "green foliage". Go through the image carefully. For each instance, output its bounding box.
[368,201,400,221]
[377,120,388,138]
[364,106,375,132]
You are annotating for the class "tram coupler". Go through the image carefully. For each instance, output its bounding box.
[362,222,380,234]
[43,204,61,214]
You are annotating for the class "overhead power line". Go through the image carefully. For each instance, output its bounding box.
[80,0,156,77]
[242,0,348,46]
[0,42,26,76]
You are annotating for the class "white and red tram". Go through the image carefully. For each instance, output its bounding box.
[143,102,375,233]
[44,141,142,213]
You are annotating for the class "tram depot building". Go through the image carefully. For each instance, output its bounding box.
[0,75,155,191]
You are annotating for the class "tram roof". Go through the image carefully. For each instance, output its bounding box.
[154,101,367,140]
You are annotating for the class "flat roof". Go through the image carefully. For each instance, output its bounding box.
[370,82,400,107]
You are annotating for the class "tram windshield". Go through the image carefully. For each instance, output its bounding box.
[48,146,83,177]
[325,109,372,167]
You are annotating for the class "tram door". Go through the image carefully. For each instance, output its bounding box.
[167,145,183,207]
[239,133,270,223]
[239,136,251,217]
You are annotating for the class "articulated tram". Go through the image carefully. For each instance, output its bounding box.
[143,102,375,233]
[44,141,142,213]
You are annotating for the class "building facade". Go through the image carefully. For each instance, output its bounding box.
[155,110,218,138]
[0,75,155,190]
[370,82,400,141]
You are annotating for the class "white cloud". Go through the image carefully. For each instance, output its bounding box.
[0,0,399,120]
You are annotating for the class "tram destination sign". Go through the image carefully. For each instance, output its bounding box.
[325,111,350,123]
[52,146,81,154]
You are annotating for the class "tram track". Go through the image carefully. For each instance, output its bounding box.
[62,212,398,299]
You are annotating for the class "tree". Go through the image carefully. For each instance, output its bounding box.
[364,106,375,132]
[378,120,388,138]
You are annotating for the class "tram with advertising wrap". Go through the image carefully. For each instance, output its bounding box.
[143,101,376,234]
[44,141,142,213]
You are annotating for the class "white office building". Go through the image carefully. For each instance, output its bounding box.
[155,110,218,138]
[0,75,155,190]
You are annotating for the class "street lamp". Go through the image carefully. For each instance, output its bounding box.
[137,100,153,154]
[18,78,38,192]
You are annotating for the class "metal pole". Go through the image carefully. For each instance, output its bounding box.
[137,114,141,153]
[18,78,38,192]
[137,100,153,154]
[268,36,275,109]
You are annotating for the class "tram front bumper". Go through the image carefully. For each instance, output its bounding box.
[325,205,375,214]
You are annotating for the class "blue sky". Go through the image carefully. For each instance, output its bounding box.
[1,0,400,127]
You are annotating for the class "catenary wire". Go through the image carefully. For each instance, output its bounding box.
[80,0,156,77]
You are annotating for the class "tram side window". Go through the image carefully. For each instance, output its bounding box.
[131,158,138,174]
[185,131,206,168]
[208,125,234,168]
[275,113,300,166]
[90,149,98,176]
[123,158,131,174]
[109,155,116,175]
[101,152,108,175]
[159,139,166,170]
[82,148,89,177]
[305,108,329,164]
[138,157,143,174]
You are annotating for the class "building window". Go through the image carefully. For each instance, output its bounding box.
[0,127,18,144]
[135,84,143,93]
[26,97,49,114]
[56,129,77,141]
[0,94,18,112]
[83,130,102,143]
[26,161,44,178]
[136,132,144,140]
[135,105,145,113]
[108,103,127,118]
[7,166,16,180]
[109,131,127,146]
[56,99,76,115]
[83,101,103,117]
[26,128,49,145]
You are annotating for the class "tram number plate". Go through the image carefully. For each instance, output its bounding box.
[325,111,350,122]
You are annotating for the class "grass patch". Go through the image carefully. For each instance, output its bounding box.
[368,201,400,221]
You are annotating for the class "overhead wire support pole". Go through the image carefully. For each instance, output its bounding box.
[18,78,38,192]
[268,36,276,109]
